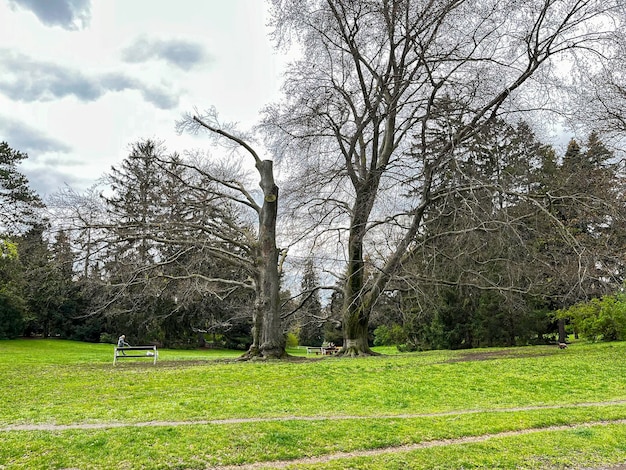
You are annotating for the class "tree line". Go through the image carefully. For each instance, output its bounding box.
[2,0,626,356]
[3,122,624,350]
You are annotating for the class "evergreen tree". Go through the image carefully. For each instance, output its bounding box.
[297,258,324,346]
[0,142,44,234]
[585,131,613,168]
[395,124,624,349]
[18,225,61,337]
[105,139,165,265]
[0,239,25,338]
[561,139,584,173]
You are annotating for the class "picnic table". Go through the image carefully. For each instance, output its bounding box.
[306,346,340,355]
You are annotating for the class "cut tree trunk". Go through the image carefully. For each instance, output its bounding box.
[190,117,287,360]
[243,160,286,360]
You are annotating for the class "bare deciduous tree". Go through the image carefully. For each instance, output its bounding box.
[263,0,623,355]
[47,183,108,279]
[567,29,626,139]
[178,110,286,359]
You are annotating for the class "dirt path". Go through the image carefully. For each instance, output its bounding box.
[2,399,626,432]
[207,419,626,470]
[3,401,626,469]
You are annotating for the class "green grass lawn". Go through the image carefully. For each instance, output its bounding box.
[1,339,626,469]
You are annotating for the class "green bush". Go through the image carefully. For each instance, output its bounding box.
[559,293,626,341]
[99,332,116,344]
[373,325,390,346]
[373,324,407,346]
[285,331,299,348]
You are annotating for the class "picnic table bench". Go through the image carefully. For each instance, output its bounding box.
[114,345,158,365]
[306,346,339,355]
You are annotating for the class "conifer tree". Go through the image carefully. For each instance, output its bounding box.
[297,258,324,346]
[0,142,43,234]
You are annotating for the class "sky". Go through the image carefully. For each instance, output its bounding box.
[0,0,287,197]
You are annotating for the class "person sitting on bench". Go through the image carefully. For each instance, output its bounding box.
[117,335,130,355]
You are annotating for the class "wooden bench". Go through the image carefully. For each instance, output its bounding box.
[306,347,322,355]
[114,346,158,365]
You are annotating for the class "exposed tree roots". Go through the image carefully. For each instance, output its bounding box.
[337,346,381,357]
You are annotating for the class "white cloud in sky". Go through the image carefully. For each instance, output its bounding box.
[122,36,211,71]
[0,49,180,109]
[8,0,91,30]
[0,114,72,155]
[0,0,287,196]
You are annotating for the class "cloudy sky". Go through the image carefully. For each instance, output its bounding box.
[0,0,287,196]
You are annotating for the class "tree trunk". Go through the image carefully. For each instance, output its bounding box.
[188,116,286,360]
[342,302,376,356]
[340,180,432,357]
[340,204,377,356]
[558,318,567,344]
[244,160,286,359]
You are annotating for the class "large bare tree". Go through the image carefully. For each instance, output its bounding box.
[263,0,623,355]
[178,111,286,359]
[567,24,626,139]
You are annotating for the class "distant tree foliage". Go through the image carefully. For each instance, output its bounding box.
[0,239,25,339]
[17,225,94,339]
[0,225,101,341]
[0,142,72,340]
[0,142,44,234]
[386,124,625,350]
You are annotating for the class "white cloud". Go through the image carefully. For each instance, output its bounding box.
[0,50,179,109]
[7,0,91,30]
[0,114,72,155]
[0,0,288,196]
[122,36,211,71]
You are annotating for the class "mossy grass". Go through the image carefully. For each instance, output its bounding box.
[1,339,626,468]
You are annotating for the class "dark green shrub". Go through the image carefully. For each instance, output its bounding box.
[0,293,25,339]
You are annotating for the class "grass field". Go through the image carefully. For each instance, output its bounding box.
[1,339,626,469]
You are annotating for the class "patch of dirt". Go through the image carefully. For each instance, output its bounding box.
[580,465,626,470]
[445,348,557,363]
